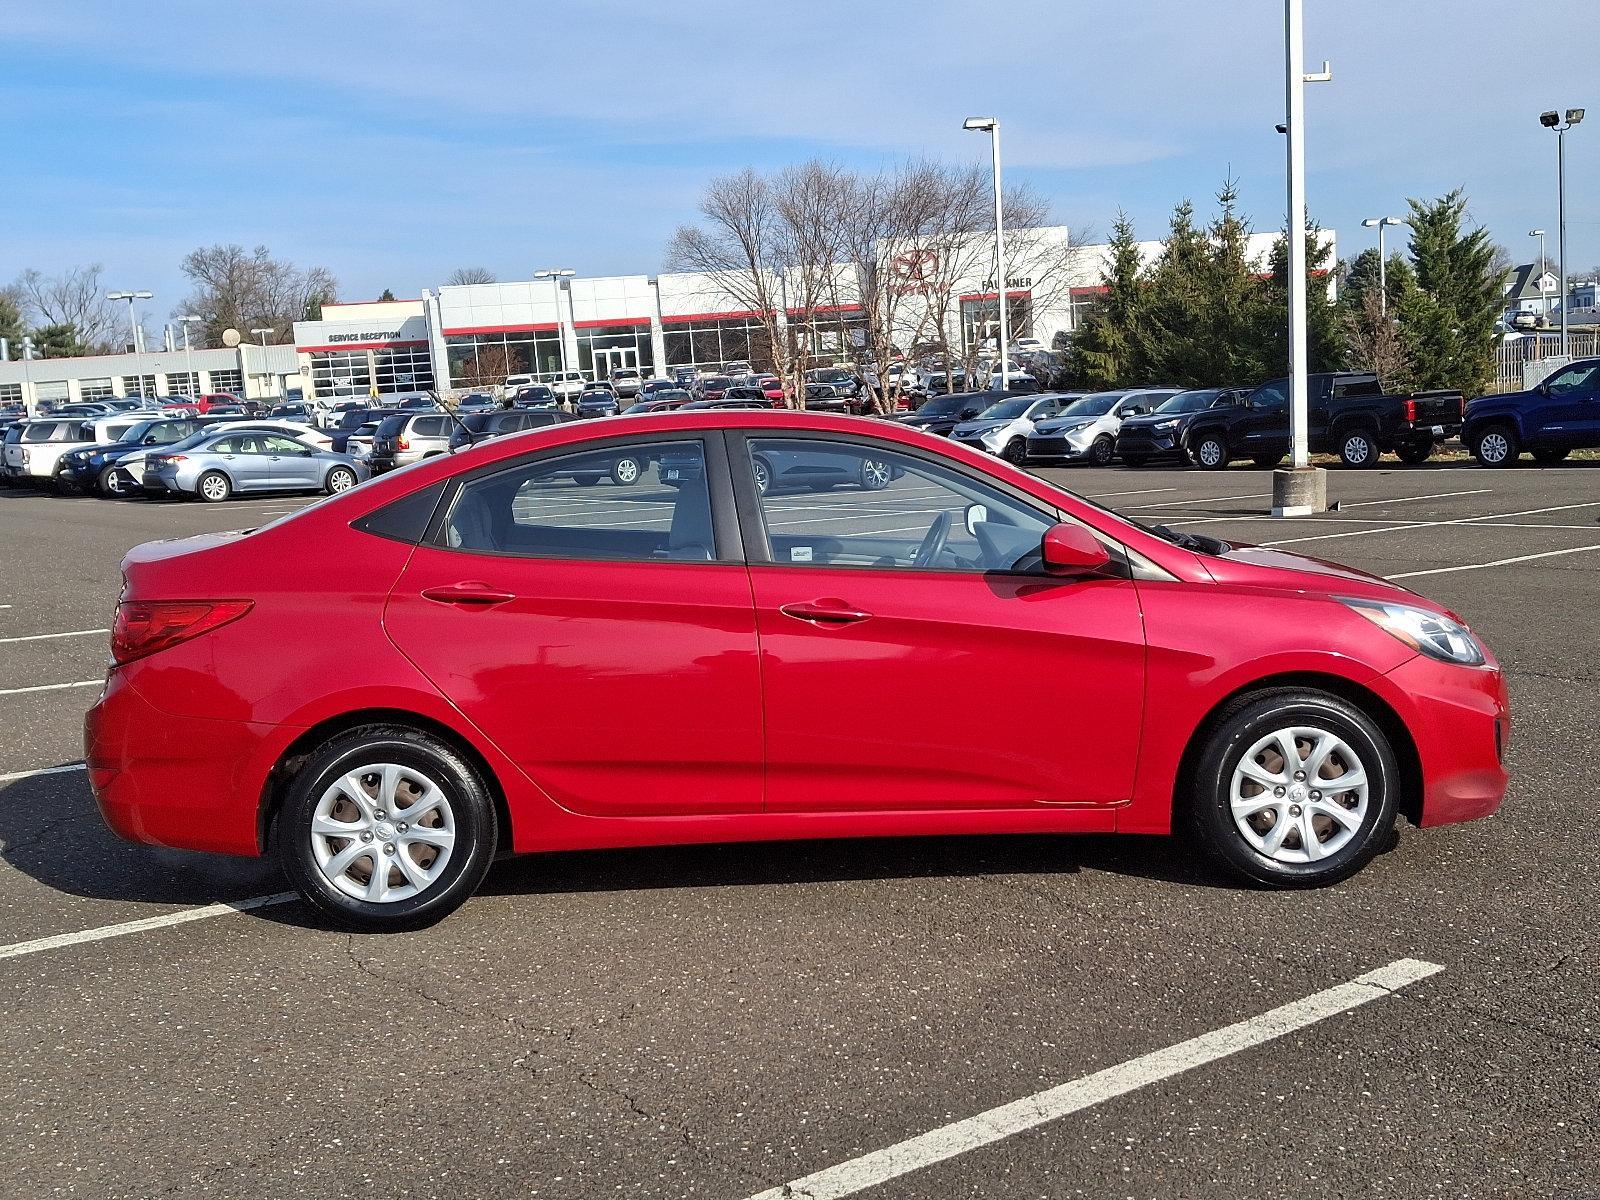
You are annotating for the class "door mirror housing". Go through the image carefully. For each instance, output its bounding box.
[1040,523,1111,575]
[963,503,989,536]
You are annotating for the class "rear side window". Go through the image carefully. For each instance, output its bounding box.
[412,416,447,437]
[439,440,717,563]
[1333,377,1383,398]
[353,481,449,545]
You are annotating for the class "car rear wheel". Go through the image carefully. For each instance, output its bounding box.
[1186,689,1398,888]
[1089,435,1115,466]
[1396,442,1434,465]
[1193,435,1229,470]
[1338,430,1379,468]
[1472,424,1519,467]
[196,470,232,503]
[610,455,642,485]
[859,456,892,490]
[750,456,772,494]
[276,725,497,932]
[1532,447,1570,465]
[325,466,358,494]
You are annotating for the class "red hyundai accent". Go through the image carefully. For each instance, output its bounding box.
[86,412,1509,931]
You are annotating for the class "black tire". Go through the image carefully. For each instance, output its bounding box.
[325,465,358,495]
[1532,447,1570,465]
[1251,453,1285,469]
[1185,688,1399,889]
[1001,438,1028,466]
[1471,423,1520,468]
[1396,442,1434,466]
[54,471,82,496]
[1121,452,1150,468]
[1089,434,1115,466]
[275,725,499,932]
[98,464,133,498]
[751,456,773,494]
[1192,435,1230,470]
[859,455,892,490]
[196,470,232,503]
[1337,428,1380,468]
[610,455,643,486]
[573,473,602,486]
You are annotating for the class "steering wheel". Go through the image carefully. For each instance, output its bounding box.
[912,511,952,568]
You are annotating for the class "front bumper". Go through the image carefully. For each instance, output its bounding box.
[1025,434,1093,462]
[1384,653,1510,827]
[1116,429,1183,459]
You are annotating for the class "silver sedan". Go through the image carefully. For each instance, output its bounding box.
[145,429,370,502]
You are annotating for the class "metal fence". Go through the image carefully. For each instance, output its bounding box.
[1494,330,1598,391]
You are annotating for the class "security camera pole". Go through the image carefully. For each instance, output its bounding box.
[963,117,1008,393]
[1272,0,1332,518]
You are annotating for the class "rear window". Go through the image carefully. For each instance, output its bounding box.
[375,416,407,437]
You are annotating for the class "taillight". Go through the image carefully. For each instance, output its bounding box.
[1403,399,1416,423]
[397,438,410,451]
[111,600,253,665]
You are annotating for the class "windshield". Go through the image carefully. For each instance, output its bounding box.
[1059,393,1122,418]
[1156,390,1221,414]
[976,397,1033,420]
[916,393,969,416]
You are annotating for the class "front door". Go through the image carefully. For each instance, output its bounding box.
[1537,361,1600,449]
[1236,380,1290,458]
[733,433,1146,812]
[383,434,764,818]
[214,434,275,491]
[260,433,321,488]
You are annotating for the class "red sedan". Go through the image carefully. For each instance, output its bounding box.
[86,412,1509,931]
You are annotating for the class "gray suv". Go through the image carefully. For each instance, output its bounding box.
[369,412,453,473]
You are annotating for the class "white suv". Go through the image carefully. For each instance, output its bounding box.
[2,419,97,488]
[1025,388,1182,466]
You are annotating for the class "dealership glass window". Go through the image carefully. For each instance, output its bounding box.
[444,331,563,387]
[575,323,654,377]
[0,383,23,406]
[792,310,867,361]
[373,345,435,394]
[310,350,373,401]
[78,378,115,400]
[122,374,157,398]
[960,294,1033,352]
[661,316,767,372]
[207,368,244,396]
[164,371,198,397]
[1067,290,1102,332]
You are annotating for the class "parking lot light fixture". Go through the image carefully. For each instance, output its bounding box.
[177,316,203,400]
[106,290,154,353]
[963,117,1008,392]
[1529,229,1547,280]
[1541,108,1584,357]
[1360,216,1406,316]
[251,328,276,401]
[534,269,577,380]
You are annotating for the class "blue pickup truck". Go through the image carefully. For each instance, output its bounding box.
[1464,357,1600,466]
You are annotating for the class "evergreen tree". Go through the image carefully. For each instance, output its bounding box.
[1197,182,1273,386]
[379,288,396,301]
[1397,190,1502,395]
[0,291,24,350]
[31,322,87,358]
[1341,248,1415,315]
[1140,199,1210,384]
[1261,221,1346,377]
[1065,211,1147,388]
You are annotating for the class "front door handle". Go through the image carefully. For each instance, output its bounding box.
[780,599,873,625]
[421,582,516,607]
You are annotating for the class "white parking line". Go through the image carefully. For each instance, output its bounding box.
[1125,491,1270,510]
[0,628,108,645]
[0,892,297,962]
[742,959,1443,1200]
[0,680,101,697]
[1085,488,1179,499]
[0,762,86,784]
[1262,501,1600,546]
[1389,543,1600,579]
[1334,488,1492,508]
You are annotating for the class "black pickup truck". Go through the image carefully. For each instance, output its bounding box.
[1182,372,1464,468]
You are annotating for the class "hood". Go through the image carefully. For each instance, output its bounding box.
[952,418,1011,435]
[1198,541,1454,613]
[1119,411,1185,430]
[1034,414,1099,435]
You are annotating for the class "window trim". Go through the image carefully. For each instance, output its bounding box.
[422,430,744,566]
[725,428,1132,580]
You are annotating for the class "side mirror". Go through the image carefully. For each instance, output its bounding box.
[1040,523,1111,575]
[964,503,989,536]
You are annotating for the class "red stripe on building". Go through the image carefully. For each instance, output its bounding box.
[660,309,767,325]
[572,316,652,330]
[786,303,864,317]
[958,289,1032,303]
[1069,285,1109,297]
[439,323,559,336]
[297,340,430,353]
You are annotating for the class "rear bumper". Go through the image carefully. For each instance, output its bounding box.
[85,670,275,857]
[1384,654,1510,827]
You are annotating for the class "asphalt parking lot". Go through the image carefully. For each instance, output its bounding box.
[2,458,1596,1199]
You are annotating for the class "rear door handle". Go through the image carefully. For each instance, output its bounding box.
[780,599,873,625]
[421,582,516,607]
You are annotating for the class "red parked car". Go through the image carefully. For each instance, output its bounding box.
[87,412,1509,931]
[751,374,786,406]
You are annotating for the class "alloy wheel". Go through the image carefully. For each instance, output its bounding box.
[1197,440,1224,468]
[309,763,456,903]
[860,457,891,489]
[1229,726,1369,865]
[200,474,229,501]
[328,468,356,493]
[752,458,771,494]
[1478,431,1510,464]
[1343,434,1372,466]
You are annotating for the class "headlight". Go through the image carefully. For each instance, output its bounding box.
[1342,599,1486,666]
[1153,418,1180,431]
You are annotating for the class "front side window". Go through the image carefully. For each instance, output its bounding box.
[1546,364,1599,395]
[1250,382,1289,409]
[747,438,1056,574]
[262,435,310,455]
[441,440,717,563]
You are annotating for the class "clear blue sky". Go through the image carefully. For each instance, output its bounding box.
[5,0,1594,323]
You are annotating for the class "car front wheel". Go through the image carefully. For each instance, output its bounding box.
[276,725,498,932]
[1089,435,1115,466]
[1472,424,1519,467]
[1186,689,1398,888]
[610,456,642,485]
[1193,436,1229,470]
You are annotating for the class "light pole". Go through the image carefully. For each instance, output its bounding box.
[534,269,576,383]
[963,117,1009,393]
[177,316,203,399]
[1540,108,1584,358]
[1528,229,1547,279]
[1273,0,1332,518]
[1360,216,1405,316]
[106,290,153,353]
[251,328,275,401]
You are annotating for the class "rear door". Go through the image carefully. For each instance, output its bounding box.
[383,433,764,817]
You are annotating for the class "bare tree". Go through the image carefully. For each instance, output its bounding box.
[446,267,497,286]
[1344,286,1408,385]
[452,343,524,389]
[11,264,124,352]
[177,244,339,347]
